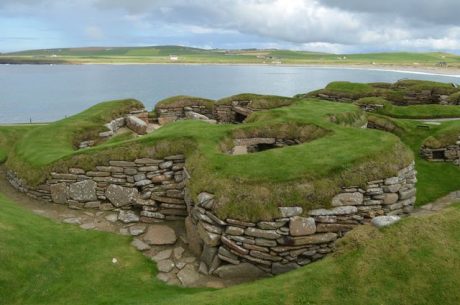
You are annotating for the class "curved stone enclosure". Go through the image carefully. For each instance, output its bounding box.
[186,163,416,275]
[6,155,416,278]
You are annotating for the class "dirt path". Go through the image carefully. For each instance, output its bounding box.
[0,165,232,288]
[412,190,460,216]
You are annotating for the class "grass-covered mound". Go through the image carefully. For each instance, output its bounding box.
[155,96,215,111]
[357,97,460,119]
[6,99,143,183]
[422,124,460,149]
[216,93,294,110]
[312,80,460,105]
[2,189,459,305]
[4,97,412,221]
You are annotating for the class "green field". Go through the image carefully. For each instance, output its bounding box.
[1,45,460,68]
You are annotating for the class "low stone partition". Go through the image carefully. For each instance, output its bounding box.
[7,155,187,223]
[156,103,214,125]
[185,162,416,277]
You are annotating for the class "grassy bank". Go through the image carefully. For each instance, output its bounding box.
[0,126,38,163]
[1,189,459,305]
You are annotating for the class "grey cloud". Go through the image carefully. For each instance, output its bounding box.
[320,0,460,25]
[1,0,460,53]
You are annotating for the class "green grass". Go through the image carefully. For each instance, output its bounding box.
[155,96,215,110]
[5,99,142,183]
[2,189,460,305]
[0,192,203,305]
[0,125,39,163]
[5,98,412,221]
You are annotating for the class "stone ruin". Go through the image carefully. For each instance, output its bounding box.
[79,109,151,149]
[5,95,419,283]
[7,154,417,281]
[155,96,281,126]
[421,137,460,165]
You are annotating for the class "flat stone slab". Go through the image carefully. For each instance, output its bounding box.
[157,259,175,273]
[214,263,267,279]
[131,238,151,251]
[118,210,140,223]
[143,224,177,245]
[177,264,201,287]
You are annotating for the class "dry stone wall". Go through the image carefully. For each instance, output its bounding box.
[421,142,460,165]
[157,105,214,125]
[7,155,416,278]
[7,155,187,223]
[185,162,416,277]
[156,101,255,125]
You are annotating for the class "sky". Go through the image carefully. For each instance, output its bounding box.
[1,0,460,54]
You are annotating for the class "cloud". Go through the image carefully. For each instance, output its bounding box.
[0,0,460,53]
[321,0,460,25]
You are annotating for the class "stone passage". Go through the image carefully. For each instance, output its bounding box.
[7,157,416,279]
[229,138,304,155]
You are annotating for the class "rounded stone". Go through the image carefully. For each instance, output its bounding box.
[371,215,401,228]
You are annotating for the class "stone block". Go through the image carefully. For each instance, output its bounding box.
[331,192,363,207]
[289,216,316,236]
[68,180,97,202]
[50,183,68,204]
[126,115,148,135]
[105,184,139,207]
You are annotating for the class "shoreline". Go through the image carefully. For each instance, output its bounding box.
[80,62,460,77]
[2,61,460,77]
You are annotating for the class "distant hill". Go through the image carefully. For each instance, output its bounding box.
[1,45,460,68]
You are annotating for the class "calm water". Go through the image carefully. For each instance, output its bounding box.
[0,64,459,123]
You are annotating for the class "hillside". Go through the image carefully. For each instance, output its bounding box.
[1,46,459,69]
